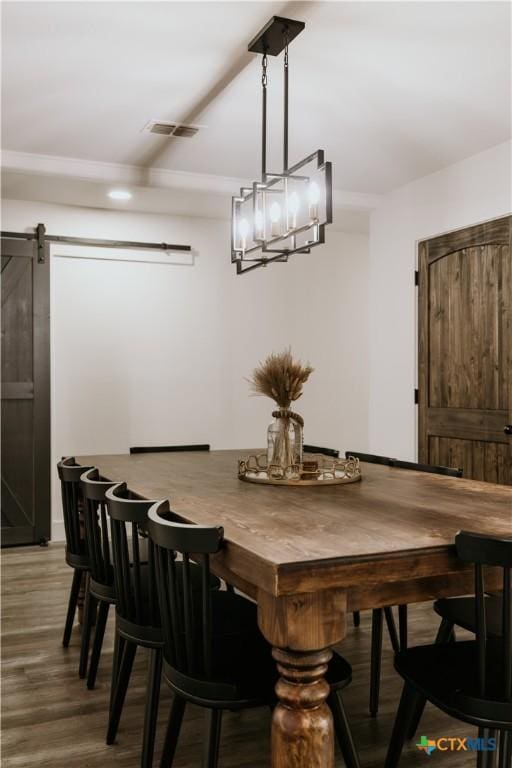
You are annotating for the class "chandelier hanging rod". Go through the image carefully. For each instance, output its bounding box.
[284,33,289,172]
[262,51,267,181]
[250,16,304,180]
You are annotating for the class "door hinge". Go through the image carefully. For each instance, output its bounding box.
[36,222,46,263]
[414,388,419,404]
[414,270,419,286]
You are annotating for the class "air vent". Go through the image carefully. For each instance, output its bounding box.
[173,125,199,138]
[143,120,203,138]
[150,122,177,136]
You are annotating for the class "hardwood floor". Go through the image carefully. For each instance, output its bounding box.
[2,544,479,767]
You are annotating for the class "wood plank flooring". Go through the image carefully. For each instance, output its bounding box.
[2,544,479,767]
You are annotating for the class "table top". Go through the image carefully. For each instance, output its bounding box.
[76,449,512,595]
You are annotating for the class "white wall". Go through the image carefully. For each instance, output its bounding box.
[368,141,512,459]
[1,199,369,539]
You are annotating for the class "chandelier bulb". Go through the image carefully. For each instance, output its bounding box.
[287,191,300,229]
[239,217,249,250]
[308,181,320,221]
[270,202,281,236]
[255,209,265,240]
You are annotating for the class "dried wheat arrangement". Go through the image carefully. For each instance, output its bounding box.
[248,348,314,409]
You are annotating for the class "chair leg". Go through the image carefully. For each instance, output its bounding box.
[141,648,163,768]
[370,608,383,717]
[109,629,125,715]
[353,611,361,628]
[384,607,400,653]
[329,692,361,768]
[62,569,82,647]
[406,616,454,740]
[499,731,511,768]
[79,575,96,678]
[86,600,109,689]
[478,728,497,768]
[203,709,222,768]
[398,605,408,650]
[106,641,137,744]
[160,695,186,768]
[384,683,420,768]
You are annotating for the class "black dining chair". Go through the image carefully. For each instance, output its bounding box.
[105,483,221,768]
[148,499,361,768]
[57,457,94,677]
[344,451,404,715]
[303,444,340,458]
[80,467,121,691]
[130,444,210,454]
[344,451,463,717]
[390,458,463,477]
[345,450,394,466]
[388,456,463,713]
[304,446,354,630]
[385,530,512,768]
[406,577,503,741]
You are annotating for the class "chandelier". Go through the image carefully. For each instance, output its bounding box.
[231,16,333,275]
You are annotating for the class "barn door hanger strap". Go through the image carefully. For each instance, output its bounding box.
[231,16,333,275]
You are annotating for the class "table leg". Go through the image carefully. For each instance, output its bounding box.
[258,587,347,768]
[272,647,333,767]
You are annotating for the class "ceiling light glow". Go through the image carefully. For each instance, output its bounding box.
[108,189,132,201]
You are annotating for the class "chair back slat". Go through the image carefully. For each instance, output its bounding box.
[70,484,80,553]
[131,522,143,623]
[110,518,126,617]
[503,567,512,701]
[202,554,213,678]
[100,505,111,582]
[147,539,159,627]
[119,516,133,616]
[81,468,119,587]
[167,549,185,670]
[475,563,487,696]
[456,531,512,703]
[182,553,197,675]
[148,500,222,682]
[155,547,175,665]
[86,499,103,582]
[57,458,93,557]
[105,483,160,629]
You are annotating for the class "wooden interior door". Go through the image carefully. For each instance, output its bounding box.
[418,216,512,484]
[1,237,50,545]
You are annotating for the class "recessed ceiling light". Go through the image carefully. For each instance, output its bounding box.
[108,189,132,201]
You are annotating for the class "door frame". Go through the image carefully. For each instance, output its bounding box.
[1,236,51,546]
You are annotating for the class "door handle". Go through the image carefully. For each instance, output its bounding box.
[505,425,512,435]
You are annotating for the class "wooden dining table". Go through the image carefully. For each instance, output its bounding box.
[76,449,512,768]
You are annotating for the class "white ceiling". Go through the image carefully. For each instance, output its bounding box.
[1,0,511,209]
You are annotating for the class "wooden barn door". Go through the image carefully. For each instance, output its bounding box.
[418,216,512,484]
[1,237,50,545]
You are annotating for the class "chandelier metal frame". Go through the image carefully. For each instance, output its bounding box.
[231,16,333,275]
